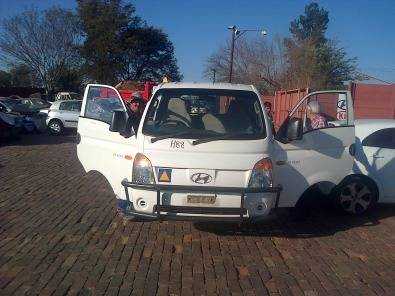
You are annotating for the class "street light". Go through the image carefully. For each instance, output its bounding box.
[228,25,267,83]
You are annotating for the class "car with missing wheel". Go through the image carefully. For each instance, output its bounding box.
[46,100,82,135]
[76,83,394,222]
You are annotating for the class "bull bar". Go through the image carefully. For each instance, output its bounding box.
[120,180,282,221]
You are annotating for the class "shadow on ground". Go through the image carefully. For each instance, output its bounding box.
[0,131,77,147]
[194,203,395,238]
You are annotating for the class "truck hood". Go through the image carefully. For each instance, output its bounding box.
[142,135,271,170]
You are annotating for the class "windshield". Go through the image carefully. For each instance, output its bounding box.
[1,99,24,109]
[143,88,266,140]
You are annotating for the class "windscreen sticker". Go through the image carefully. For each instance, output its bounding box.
[158,168,172,182]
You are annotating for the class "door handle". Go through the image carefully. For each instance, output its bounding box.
[276,160,286,165]
[349,144,356,156]
[373,155,384,159]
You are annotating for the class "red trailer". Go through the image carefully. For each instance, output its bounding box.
[117,81,156,103]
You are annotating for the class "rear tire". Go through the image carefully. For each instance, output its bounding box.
[48,119,63,135]
[333,176,378,215]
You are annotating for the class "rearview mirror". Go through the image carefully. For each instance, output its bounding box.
[109,110,134,137]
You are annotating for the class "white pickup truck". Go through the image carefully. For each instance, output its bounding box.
[76,82,380,221]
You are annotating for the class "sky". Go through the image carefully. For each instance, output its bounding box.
[1,0,394,83]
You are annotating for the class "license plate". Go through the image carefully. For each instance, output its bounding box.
[187,195,216,204]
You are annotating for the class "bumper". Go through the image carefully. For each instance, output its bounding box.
[119,180,282,222]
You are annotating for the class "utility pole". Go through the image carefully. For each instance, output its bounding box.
[228,26,236,83]
[227,25,267,83]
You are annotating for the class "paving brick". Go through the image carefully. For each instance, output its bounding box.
[1,134,395,295]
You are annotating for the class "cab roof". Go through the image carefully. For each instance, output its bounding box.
[154,82,257,92]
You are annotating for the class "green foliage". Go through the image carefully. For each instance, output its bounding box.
[290,2,329,45]
[285,2,356,89]
[77,0,181,84]
[0,70,12,87]
[119,26,182,82]
[77,0,141,84]
[0,64,35,87]
[49,66,84,93]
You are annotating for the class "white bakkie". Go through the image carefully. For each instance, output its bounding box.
[77,82,381,221]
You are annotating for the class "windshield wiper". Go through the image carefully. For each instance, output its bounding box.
[192,133,251,145]
[150,131,192,143]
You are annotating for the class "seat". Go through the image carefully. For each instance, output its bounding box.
[202,113,226,134]
[224,100,252,133]
[166,98,191,126]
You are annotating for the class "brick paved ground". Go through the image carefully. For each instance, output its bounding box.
[1,134,395,296]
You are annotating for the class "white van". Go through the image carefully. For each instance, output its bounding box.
[77,83,372,221]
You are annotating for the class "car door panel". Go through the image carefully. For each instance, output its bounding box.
[371,148,395,201]
[274,91,354,207]
[77,84,138,200]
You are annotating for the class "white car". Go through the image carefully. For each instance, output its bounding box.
[76,83,393,221]
[333,119,395,214]
[46,100,82,135]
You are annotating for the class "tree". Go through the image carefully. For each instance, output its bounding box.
[78,0,181,84]
[0,70,11,87]
[284,2,356,89]
[0,7,81,92]
[0,64,36,87]
[49,66,84,93]
[9,64,35,87]
[289,2,329,44]
[119,26,182,82]
[77,0,141,84]
[204,36,286,93]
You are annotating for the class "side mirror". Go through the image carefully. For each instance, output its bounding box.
[286,117,303,141]
[276,117,303,143]
[110,110,135,138]
[109,110,127,132]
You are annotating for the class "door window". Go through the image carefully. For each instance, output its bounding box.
[70,101,82,112]
[84,86,124,124]
[362,128,395,149]
[59,101,72,111]
[289,92,349,133]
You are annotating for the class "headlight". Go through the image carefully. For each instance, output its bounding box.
[132,153,155,184]
[248,158,273,188]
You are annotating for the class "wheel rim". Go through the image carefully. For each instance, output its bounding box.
[339,181,372,214]
[50,122,61,132]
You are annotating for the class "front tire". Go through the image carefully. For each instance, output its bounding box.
[333,176,378,215]
[48,119,64,135]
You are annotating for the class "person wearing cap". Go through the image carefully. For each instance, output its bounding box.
[126,92,146,131]
[306,100,328,130]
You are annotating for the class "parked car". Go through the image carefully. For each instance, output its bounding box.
[76,83,395,222]
[0,98,46,133]
[47,100,82,135]
[332,119,395,214]
[0,101,23,140]
[0,115,20,141]
[54,92,80,102]
[20,98,51,111]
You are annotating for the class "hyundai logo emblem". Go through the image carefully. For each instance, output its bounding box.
[190,173,213,184]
